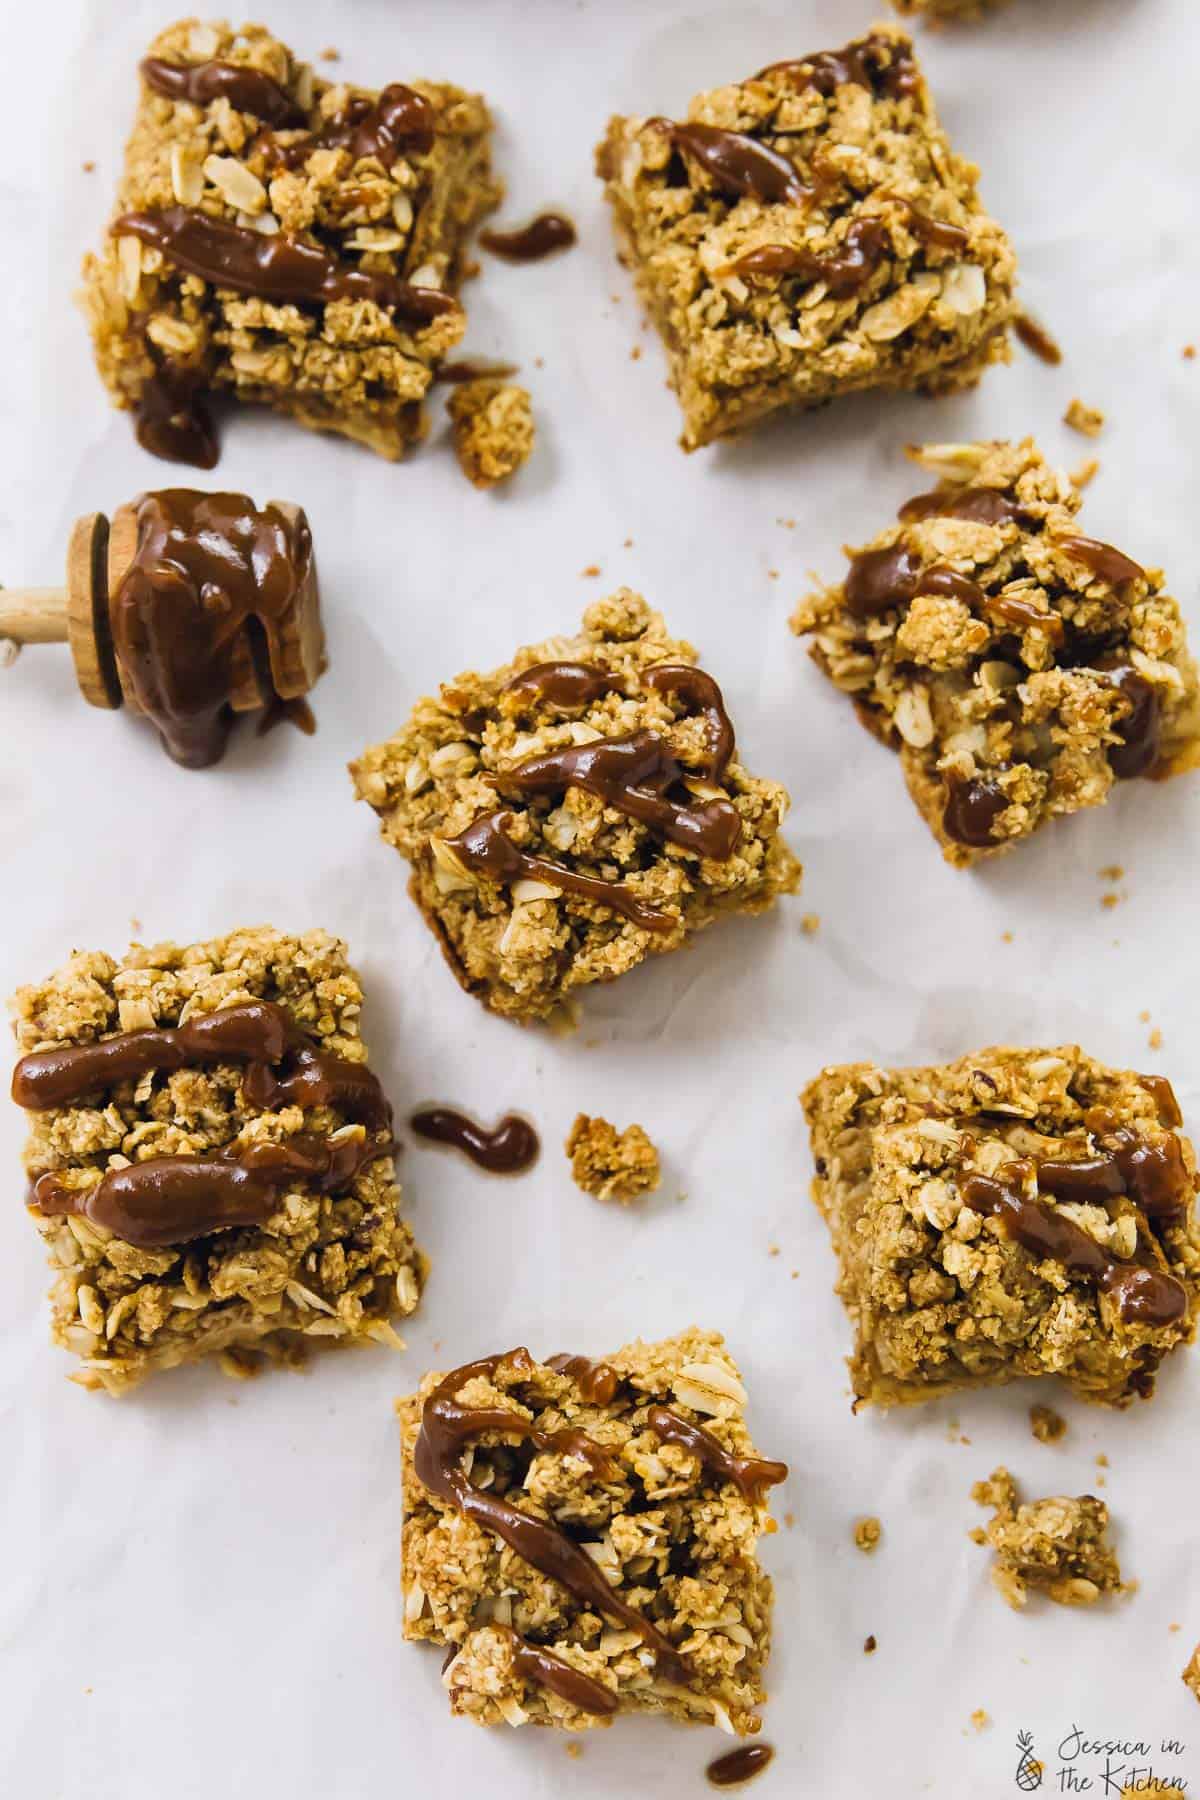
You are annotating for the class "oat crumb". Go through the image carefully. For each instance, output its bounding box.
[1071,458,1100,490]
[1098,865,1125,882]
[801,913,820,935]
[630,346,642,360]
[320,45,340,60]
[768,1244,780,1257]
[864,1634,877,1654]
[1001,930,1013,943]
[447,380,534,489]
[971,1709,991,1732]
[1184,345,1196,361]
[1030,1404,1067,1444]
[853,1516,882,1554]
[1149,1027,1163,1050]
[1100,892,1122,911]
[565,1741,583,1759]
[565,1113,661,1204]
[971,1465,1126,1609]
[82,159,96,172]
[784,1512,795,1530]
[1064,397,1105,438]
[581,564,601,578]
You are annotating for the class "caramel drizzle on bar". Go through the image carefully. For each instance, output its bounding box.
[756,31,919,100]
[413,1350,690,1686]
[141,55,306,127]
[444,663,741,930]
[441,809,674,933]
[108,488,316,768]
[845,484,1162,844]
[645,1407,788,1505]
[651,119,813,208]
[259,83,435,169]
[12,999,390,1128]
[729,219,890,296]
[414,1352,788,1695]
[959,1156,1189,1327]
[31,1131,393,1249]
[112,207,457,325]
[497,1627,618,1716]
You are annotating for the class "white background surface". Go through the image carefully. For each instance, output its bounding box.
[2,2,1199,1795]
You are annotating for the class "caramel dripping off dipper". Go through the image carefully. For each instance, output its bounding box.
[0,490,324,766]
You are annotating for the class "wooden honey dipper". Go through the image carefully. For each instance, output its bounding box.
[0,490,325,767]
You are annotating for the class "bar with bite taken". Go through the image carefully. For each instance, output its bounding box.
[398,1330,786,1732]
[791,440,1200,864]
[10,926,425,1393]
[81,18,499,465]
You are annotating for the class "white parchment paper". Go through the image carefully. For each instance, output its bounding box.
[2,2,1199,1794]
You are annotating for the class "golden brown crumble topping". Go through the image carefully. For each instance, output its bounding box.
[446,379,534,487]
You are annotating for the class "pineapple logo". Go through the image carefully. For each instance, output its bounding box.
[1014,1731,1044,1791]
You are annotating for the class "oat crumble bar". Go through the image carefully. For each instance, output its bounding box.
[596,26,1015,450]
[399,1329,786,1732]
[802,1046,1200,1408]
[791,440,1200,866]
[970,1466,1125,1608]
[565,1114,661,1203]
[446,379,534,488]
[81,18,499,466]
[351,589,800,1024]
[10,926,424,1393]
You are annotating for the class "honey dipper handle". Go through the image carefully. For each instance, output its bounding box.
[0,587,69,644]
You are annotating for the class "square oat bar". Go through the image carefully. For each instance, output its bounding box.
[596,25,1015,450]
[10,926,424,1394]
[398,1330,786,1733]
[802,1046,1200,1408]
[791,440,1200,865]
[350,589,800,1024]
[81,18,499,467]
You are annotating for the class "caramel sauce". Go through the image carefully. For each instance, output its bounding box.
[134,360,218,469]
[758,30,918,98]
[961,1161,1188,1326]
[503,1628,617,1716]
[898,487,1036,528]
[1038,1126,1190,1221]
[660,121,812,207]
[731,218,889,297]
[30,1131,392,1249]
[1139,1075,1183,1130]
[501,661,619,710]
[479,212,577,262]
[547,1354,623,1405]
[108,488,317,767]
[140,55,305,127]
[499,730,741,860]
[1053,533,1144,588]
[893,199,969,253]
[644,663,736,779]
[1014,312,1063,366]
[441,809,674,934]
[707,1744,775,1789]
[942,775,1010,849]
[260,83,435,168]
[12,999,389,1133]
[112,207,456,324]
[412,1351,690,1685]
[1107,667,1161,779]
[409,1106,539,1175]
[645,1407,787,1505]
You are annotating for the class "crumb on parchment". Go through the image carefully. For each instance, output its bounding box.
[970,1466,1126,1610]
[565,1114,661,1204]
